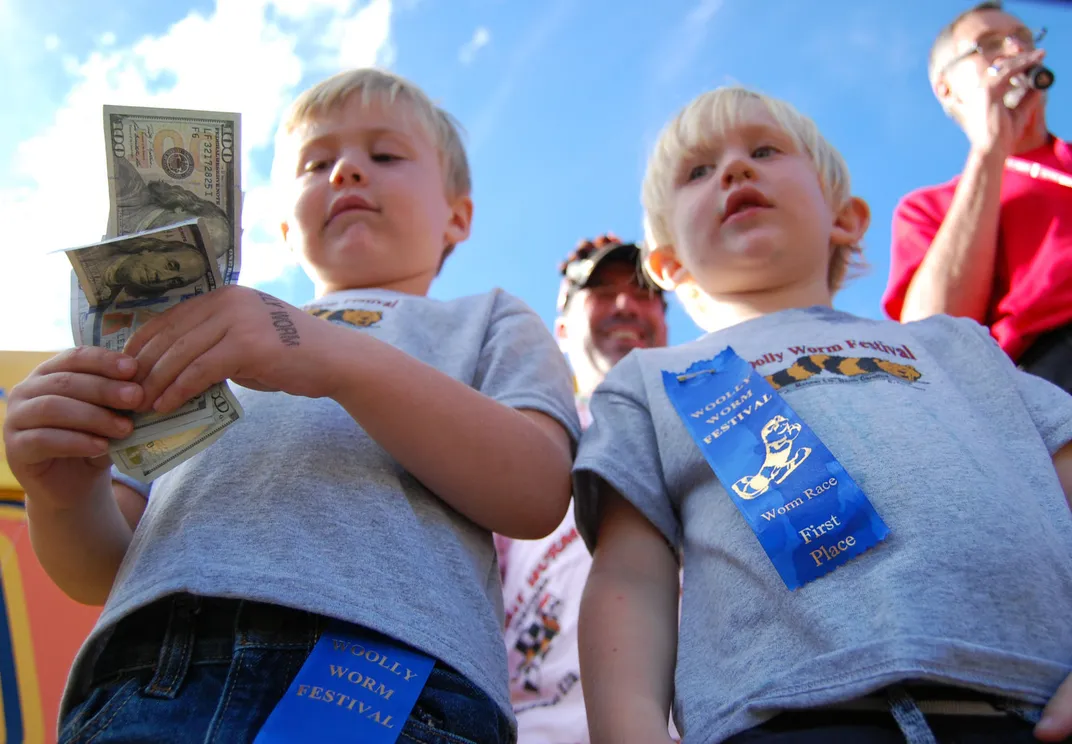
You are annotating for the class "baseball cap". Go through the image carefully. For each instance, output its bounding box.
[556,233,663,313]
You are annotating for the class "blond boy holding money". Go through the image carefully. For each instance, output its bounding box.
[3,69,578,743]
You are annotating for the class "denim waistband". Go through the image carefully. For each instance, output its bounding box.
[89,594,324,687]
[1020,320,1072,367]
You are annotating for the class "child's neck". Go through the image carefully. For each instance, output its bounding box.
[315,273,435,299]
[694,280,833,334]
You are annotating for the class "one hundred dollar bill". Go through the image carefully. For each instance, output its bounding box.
[86,105,246,482]
[104,105,242,285]
[70,269,87,347]
[65,219,243,480]
[111,403,240,483]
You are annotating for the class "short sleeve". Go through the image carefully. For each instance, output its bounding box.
[882,189,944,321]
[572,353,680,553]
[1015,370,1072,454]
[953,317,1072,454]
[473,290,582,446]
[112,466,151,498]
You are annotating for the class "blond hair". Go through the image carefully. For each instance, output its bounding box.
[641,86,864,294]
[276,68,471,200]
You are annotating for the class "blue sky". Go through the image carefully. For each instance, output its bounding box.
[1,0,1070,350]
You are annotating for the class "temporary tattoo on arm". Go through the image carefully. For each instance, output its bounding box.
[256,291,300,347]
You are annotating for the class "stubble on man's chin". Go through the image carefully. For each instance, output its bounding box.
[582,340,617,380]
[589,343,634,375]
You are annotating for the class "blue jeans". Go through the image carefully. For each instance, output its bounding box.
[725,713,1071,744]
[60,594,512,744]
[1019,321,1072,395]
[724,687,1071,744]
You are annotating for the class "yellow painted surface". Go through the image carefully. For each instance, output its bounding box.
[0,353,101,742]
[0,353,56,492]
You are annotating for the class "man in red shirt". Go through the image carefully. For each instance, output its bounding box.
[884,1,1072,393]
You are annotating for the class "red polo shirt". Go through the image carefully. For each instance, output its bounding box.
[883,135,1072,361]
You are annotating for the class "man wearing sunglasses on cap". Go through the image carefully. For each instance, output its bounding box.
[884,1,1072,394]
[495,234,668,742]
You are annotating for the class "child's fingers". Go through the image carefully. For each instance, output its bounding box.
[36,346,138,381]
[8,395,134,442]
[125,292,215,377]
[139,322,229,412]
[5,427,111,466]
[123,301,184,362]
[15,371,144,412]
[151,341,230,413]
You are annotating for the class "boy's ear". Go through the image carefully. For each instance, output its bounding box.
[444,194,474,248]
[645,245,690,291]
[832,197,871,248]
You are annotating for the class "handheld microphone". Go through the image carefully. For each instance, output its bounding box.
[1023,65,1055,91]
[1004,65,1055,108]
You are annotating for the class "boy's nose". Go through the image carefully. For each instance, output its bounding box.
[330,158,364,186]
[721,158,754,188]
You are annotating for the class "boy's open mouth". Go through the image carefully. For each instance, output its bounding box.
[721,188,772,224]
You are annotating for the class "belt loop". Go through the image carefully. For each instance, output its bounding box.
[312,612,325,649]
[885,685,938,744]
[144,595,199,699]
[996,698,1044,725]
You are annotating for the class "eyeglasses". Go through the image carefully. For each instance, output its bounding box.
[940,27,1047,77]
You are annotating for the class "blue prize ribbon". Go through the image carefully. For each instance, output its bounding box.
[254,625,435,744]
[662,346,889,590]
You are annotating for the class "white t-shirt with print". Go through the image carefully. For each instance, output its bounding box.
[498,515,591,742]
[497,399,593,743]
[496,396,681,743]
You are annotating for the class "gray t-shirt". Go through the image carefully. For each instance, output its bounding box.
[573,307,1072,744]
[68,288,581,727]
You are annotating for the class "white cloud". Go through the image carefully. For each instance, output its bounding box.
[0,0,393,351]
[458,26,490,65]
[98,31,116,47]
[43,34,60,51]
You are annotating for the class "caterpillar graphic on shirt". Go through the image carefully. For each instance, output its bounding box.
[765,354,922,390]
[308,308,383,328]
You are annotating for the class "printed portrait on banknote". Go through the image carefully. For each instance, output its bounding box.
[74,232,214,307]
[111,157,231,266]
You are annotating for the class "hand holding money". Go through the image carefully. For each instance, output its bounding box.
[66,219,244,482]
[63,105,245,484]
[0,347,144,512]
[124,285,331,410]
